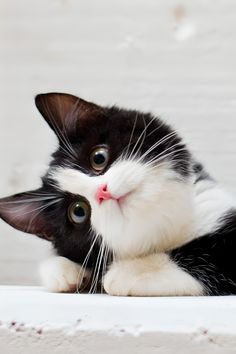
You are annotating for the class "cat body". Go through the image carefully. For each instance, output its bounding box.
[1,93,236,296]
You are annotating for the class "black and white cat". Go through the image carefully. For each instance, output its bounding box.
[1,92,236,296]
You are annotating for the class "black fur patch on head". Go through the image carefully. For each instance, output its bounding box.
[39,93,191,179]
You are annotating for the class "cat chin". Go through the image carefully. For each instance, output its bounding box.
[92,190,195,258]
[52,159,195,257]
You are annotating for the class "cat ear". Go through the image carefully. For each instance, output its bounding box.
[0,189,54,241]
[35,92,99,137]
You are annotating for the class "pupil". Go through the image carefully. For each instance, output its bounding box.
[74,205,85,218]
[94,152,105,165]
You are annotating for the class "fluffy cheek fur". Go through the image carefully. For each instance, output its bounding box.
[52,160,195,258]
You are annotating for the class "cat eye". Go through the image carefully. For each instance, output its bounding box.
[68,200,90,224]
[90,146,109,172]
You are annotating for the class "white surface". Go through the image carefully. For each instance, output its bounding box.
[0,0,236,284]
[0,286,236,354]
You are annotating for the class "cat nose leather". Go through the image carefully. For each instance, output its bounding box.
[96,184,113,204]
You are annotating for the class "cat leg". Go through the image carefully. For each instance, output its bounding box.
[103,253,204,296]
[39,256,92,293]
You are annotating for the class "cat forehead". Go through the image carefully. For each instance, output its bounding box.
[35,93,166,144]
[50,108,159,157]
[101,108,155,129]
[71,107,156,136]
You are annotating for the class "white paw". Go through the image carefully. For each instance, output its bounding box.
[103,261,140,296]
[39,256,92,293]
[103,255,204,297]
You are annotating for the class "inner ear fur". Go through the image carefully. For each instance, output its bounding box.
[0,189,54,241]
[35,92,100,138]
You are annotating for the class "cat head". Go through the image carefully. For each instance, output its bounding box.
[0,93,193,260]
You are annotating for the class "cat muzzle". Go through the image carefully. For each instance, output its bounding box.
[96,184,119,204]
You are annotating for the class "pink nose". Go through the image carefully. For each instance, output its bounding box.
[96,184,113,204]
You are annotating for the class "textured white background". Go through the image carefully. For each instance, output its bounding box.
[0,0,236,285]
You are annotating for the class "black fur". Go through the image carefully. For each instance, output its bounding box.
[193,162,213,184]
[170,210,236,295]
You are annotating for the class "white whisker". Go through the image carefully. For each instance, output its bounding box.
[136,131,178,164]
[128,115,157,160]
[75,232,100,293]
[89,241,105,294]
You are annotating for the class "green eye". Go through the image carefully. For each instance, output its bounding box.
[68,200,90,224]
[90,146,109,172]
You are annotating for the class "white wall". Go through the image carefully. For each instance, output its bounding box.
[0,0,236,285]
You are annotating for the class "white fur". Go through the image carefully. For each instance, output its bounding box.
[39,256,91,293]
[51,160,195,258]
[103,253,204,296]
[193,178,236,236]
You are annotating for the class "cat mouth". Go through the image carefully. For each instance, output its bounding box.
[103,191,134,216]
[117,191,134,205]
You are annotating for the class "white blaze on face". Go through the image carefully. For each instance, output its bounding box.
[51,159,195,258]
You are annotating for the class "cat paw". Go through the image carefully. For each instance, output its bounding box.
[103,255,204,297]
[103,261,138,296]
[39,256,91,293]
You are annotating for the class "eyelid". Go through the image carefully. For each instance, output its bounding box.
[89,144,109,155]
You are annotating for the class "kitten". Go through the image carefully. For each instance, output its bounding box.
[0,92,236,295]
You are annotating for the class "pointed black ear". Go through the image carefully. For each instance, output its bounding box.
[0,189,54,241]
[35,92,100,137]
